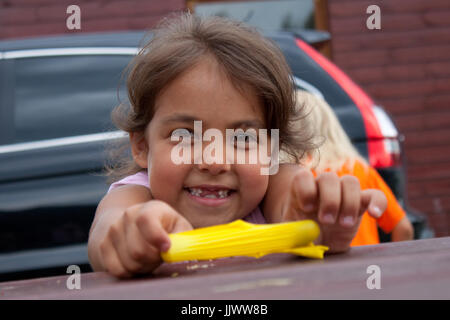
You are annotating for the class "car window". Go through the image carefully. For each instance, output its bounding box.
[12,55,131,143]
[195,0,315,32]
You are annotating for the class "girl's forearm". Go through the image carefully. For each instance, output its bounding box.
[88,207,126,271]
[391,217,414,242]
[88,185,153,271]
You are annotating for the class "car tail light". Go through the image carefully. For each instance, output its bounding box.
[295,38,400,168]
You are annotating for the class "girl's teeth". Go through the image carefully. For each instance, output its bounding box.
[188,188,230,198]
[218,190,228,198]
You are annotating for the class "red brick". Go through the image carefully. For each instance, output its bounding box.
[379,93,450,115]
[127,15,164,30]
[81,17,131,33]
[397,111,450,133]
[427,62,450,77]
[408,177,450,197]
[96,0,183,18]
[0,7,37,25]
[410,195,450,214]
[32,1,184,22]
[408,197,450,237]
[0,0,185,39]
[329,0,450,17]
[336,44,450,69]
[407,183,424,198]
[392,45,450,64]
[333,50,389,68]
[379,97,425,115]
[329,0,375,18]
[36,4,80,21]
[330,13,426,35]
[424,11,450,27]
[425,214,450,237]
[348,64,428,85]
[0,21,67,38]
[407,162,450,182]
[333,28,450,52]
[4,0,65,6]
[403,128,450,149]
[425,180,450,196]
[405,145,450,165]
[364,80,436,99]
[426,93,450,109]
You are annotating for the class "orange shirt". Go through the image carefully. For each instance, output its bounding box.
[315,160,406,246]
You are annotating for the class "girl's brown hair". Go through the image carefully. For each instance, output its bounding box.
[106,12,316,181]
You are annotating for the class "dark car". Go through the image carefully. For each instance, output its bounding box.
[0,30,432,282]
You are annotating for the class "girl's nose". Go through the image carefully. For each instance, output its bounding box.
[194,138,233,175]
[197,161,231,176]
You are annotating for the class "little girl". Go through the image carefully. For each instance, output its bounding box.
[88,13,386,278]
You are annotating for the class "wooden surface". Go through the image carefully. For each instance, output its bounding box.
[1,237,449,299]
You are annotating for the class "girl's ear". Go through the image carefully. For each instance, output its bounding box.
[130,132,149,169]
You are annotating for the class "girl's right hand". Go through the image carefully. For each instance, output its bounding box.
[98,200,193,278]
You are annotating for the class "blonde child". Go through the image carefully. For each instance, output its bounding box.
[88,13,386,278]
[267,90,413,246]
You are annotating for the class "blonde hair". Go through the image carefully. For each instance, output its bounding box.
[280,90,367,172]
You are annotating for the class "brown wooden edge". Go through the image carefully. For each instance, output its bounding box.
[314,0,332,59]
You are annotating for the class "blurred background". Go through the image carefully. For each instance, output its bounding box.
[0,0,449,281]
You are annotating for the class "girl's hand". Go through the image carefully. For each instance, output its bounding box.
[98,200,193,278]
[280,168,387,253]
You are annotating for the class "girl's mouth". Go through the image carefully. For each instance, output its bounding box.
[184,185,236,206]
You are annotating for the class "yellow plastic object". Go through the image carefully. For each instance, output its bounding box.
[161,219,328,263]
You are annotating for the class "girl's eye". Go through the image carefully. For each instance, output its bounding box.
[232,133,258,148]
[170,128,196,143]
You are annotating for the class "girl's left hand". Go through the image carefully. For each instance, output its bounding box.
[280,168,387,253]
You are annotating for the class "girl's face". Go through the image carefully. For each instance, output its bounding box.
[132,56,270,228]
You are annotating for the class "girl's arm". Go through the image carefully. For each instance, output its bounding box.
[88,185,192,277]
[366,167,414,242]
[262,164,310,223]
[391,216,414,242]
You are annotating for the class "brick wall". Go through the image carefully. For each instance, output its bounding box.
[328,0,450,237]
[0,0,185,39]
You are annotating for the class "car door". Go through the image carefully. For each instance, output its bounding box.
[0,48,133,280]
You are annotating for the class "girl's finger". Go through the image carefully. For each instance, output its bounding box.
[109,219,145,275]
[361,189,386,219]
[283,168,317,221]
[338,175,361,228]
[135,201,178,252]
[316,172,341,225]
[171,214,194,234]
[99,237,132,278]
[124,220,162,273]
[292,168,318,213]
